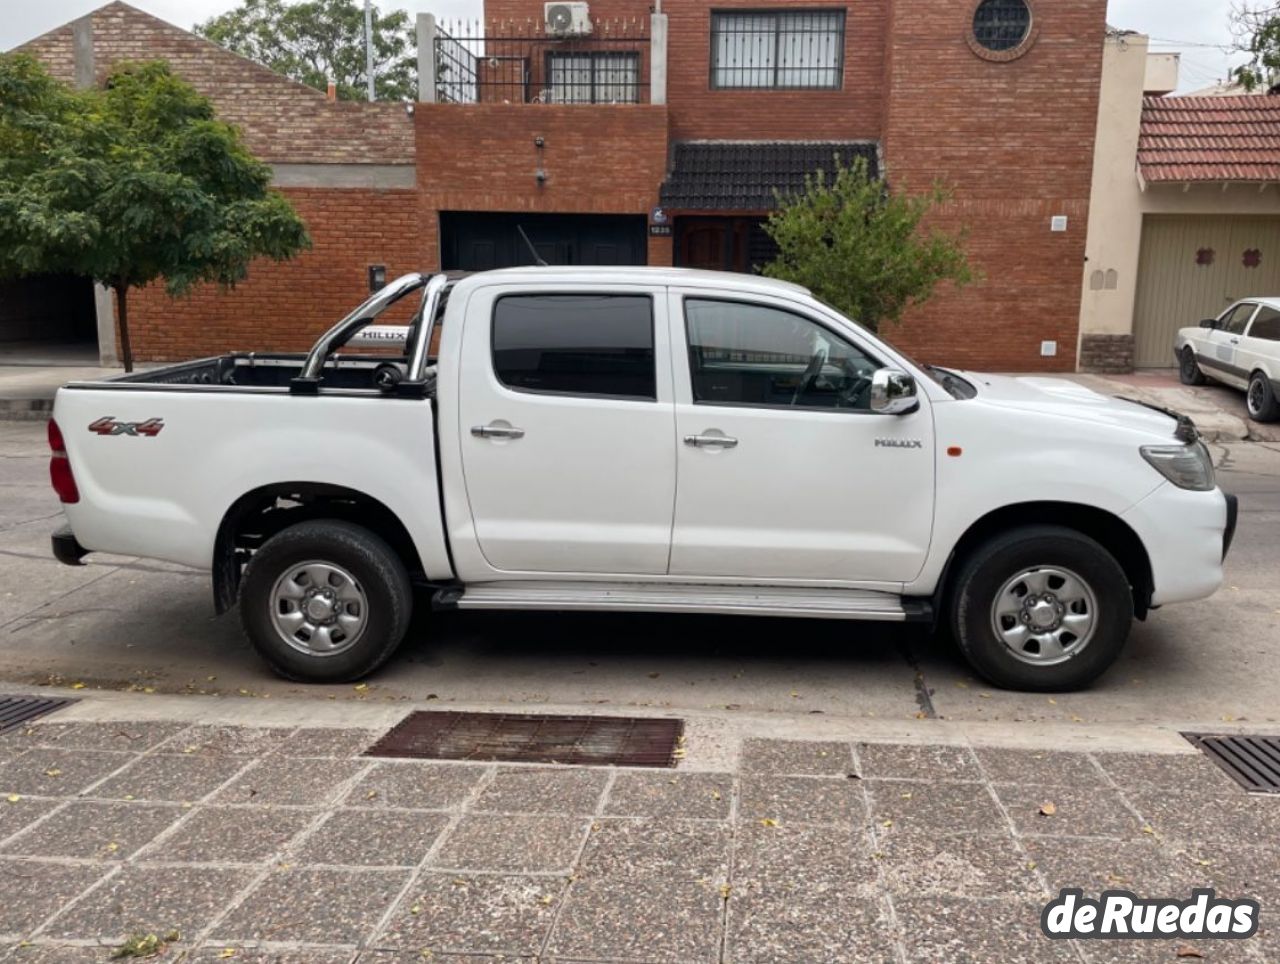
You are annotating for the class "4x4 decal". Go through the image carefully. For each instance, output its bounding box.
[88,417,165,437]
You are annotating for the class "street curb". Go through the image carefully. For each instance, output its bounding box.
[0,398,53,422]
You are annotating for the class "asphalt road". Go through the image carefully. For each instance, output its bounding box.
[2,419,1278,728]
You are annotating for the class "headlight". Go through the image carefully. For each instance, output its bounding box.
[1140,441,1215,491]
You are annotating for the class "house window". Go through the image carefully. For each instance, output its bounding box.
[547,52,641,103]
[710,10,846,90]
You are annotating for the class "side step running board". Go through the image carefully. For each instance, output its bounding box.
[438,581,930,622]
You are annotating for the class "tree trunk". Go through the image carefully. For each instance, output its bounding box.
[114,283,134,374]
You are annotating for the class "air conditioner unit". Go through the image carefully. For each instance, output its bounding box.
[545,2,592,37]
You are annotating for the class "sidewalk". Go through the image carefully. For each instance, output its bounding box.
[0,696,1276,962]
[0,366,119,422]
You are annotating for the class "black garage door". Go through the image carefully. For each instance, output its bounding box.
[441,212,646,271]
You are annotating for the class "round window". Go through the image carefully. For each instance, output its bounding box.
[972,0,1032,53]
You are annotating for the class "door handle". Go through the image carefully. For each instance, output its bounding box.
[684,434,738,449]
[471,424,525,440]
[1230,338,1240,345]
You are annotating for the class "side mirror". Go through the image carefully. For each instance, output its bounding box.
[870,368,919,415]
[1199,318,1220,330]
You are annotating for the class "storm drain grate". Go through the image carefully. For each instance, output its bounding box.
[365,711,684,767]
[1183,732,1280,794]
[0,695,76,735]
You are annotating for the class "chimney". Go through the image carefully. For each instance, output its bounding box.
[326,81,337,102]
[71,13,95,89]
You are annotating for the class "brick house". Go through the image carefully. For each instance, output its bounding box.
[10,0,1107,372]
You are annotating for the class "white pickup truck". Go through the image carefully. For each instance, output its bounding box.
[49,268,1237,691]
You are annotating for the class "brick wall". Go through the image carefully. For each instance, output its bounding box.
[126,189,422,360]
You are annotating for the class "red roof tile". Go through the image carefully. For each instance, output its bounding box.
[1138,95,1280,183]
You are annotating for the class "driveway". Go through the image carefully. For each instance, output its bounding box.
[1,421,1279,729]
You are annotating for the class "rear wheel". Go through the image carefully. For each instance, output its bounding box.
[1179,347,1206,386]
[950,526,1133,691]
[239,520,412,682]
[1246,371,1280,422]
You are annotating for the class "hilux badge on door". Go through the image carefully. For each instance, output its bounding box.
[875,438,923,449]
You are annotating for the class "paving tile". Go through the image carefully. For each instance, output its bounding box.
[873,832,1043,898]
[187,949,353,963]
[737,775,865,826]
[856,742,981,782]
[993,784,1146,839]
[357,953,521,964]
[471,767,608,815]
[44,866,251,941]
[603,770,733,820]
[269,728,380,759]
[894,897,1077,963]
[577,818,730,882]
[726,880,894,964]
[1076,937,1260,963]
[0,750,135,797]
[740,739,853,777]
[734,822,876,890]
[1175,842,1280,906]
[5,944,132,963]
[974,747,1108,787]
[18,722,189,753]
[1093,752,1238,793]
[1023,838,1199,896]
[0,859,110,936]
[548,877,722,963]
[157,726,294,757]
[212,759,365,807]
[2,801,183,860]
[296,810,449,867]
[213,868,410,944]
[342,763,484,811]
[866,780,1003,837]
[91,754,248,803]
[0,797,60,843]
[379,873,564,955]
[1123,786,1280,847]
[141,806,313,864]
[430,814,587,873]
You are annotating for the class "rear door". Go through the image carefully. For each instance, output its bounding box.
[456,286,676,574]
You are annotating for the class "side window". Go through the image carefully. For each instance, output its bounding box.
[685,298,881,411]
[1247,306,1280,342]
[492,294,655,400]
[1222,304,1256,335]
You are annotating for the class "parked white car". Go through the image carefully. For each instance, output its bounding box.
[1175,298,1280,422]
[48,268,1237,692]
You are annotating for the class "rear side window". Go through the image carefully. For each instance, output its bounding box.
[492,294,655,400]
[1248,306,1280,342]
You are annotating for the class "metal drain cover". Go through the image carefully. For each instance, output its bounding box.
[0,695,76,734]
[365,711,684,767]
[1183,733,1280,794]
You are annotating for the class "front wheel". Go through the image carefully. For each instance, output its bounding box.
[1246,371,1280,422]
[950,526,1133,691]
[239,520,413,683]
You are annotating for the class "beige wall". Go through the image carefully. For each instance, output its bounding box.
[1079,34,1280,357]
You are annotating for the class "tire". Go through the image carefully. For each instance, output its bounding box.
[950,525,1133,692]
[1179,347,1206,386]
[1246,371,1280,422]
[238,520,413,683]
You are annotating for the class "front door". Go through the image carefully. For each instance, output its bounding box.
[1205,302,1258,387]
[457,287,676,574]
[667,291,935,585]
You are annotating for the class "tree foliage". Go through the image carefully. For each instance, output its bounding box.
[0,54,310,371]
[762,157,975,335]
[1231,3,1280,92]
[196,0,416,102]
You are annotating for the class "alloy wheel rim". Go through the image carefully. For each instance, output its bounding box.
[269,560,368,657]
[990,566,1098,666]
[1248,378,1264,417]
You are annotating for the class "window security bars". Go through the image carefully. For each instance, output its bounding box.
[434,19,650,105]
[710,10,846,90]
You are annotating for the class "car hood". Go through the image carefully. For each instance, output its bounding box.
[955,372,1184,439]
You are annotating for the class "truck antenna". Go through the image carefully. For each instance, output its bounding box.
[516,224,549,267]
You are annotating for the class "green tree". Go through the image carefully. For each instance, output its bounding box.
[196,0,416,102]
[1231,3,1280,91]
[0,55,310,371]
[762,157,974,335]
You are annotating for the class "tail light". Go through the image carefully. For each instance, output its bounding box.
[48,419,79,504]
